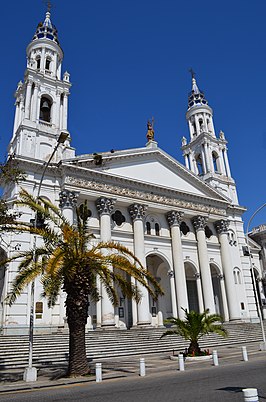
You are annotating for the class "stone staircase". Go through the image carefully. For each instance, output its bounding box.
[0,322,265,370]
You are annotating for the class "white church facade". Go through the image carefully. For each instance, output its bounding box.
[1,10,265,334]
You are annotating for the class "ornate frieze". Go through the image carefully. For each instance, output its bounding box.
[192,215,208,231]
[166,211,184,227]
[96,197,116,216]
[65,177,226,216]
[214,219,229,234]
[59,190,78,209]
[128,204,147,221]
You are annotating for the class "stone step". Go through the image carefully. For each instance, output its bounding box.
[0,322,264,369]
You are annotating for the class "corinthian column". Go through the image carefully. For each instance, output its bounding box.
[128,203,150,325]
[166,211,188,319]
[192,216,216,314]
[96,197,116,327]
[59,190,79,224]
[215,220,240,320]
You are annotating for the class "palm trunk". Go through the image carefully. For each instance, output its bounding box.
[68,321,89,376]
[66,288,90,376]
[188,340,201,356]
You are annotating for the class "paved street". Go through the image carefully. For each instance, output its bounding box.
[0,352,265,401]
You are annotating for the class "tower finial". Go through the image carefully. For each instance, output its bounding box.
[44,0,52,13]
[189,67,196,80]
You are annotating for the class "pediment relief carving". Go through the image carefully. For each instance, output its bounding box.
[65,176,227,216]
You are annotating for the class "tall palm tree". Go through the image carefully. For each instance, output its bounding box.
[3,189,163,376]
[161,309,228,355]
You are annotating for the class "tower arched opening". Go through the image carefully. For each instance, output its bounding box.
[39,96,52,122]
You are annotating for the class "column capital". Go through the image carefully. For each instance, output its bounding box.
[128,203,147,221]
[96,197,116,216]
[166,210,184,227]
[214,219,229,235]
[59,190,79,209]
[192,215,208,231]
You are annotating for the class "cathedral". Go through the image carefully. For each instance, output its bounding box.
[1,10,265,334]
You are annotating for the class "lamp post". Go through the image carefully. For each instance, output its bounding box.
[246,203,266,351]
[24,131,69,382]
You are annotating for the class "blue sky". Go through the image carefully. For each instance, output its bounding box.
[1,0,265,229]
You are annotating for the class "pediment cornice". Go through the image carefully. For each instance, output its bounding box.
[64,146,229,202]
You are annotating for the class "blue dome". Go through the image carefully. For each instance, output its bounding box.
[32,12,60,45]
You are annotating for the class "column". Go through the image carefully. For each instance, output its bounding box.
[31,83,39,122]
[62,93,68,130]
[184,154,189,169]
[218,148,226,175]
[166,211,189,319]
[188,153,194,173]
[96,197,116,327]
[24,80,32,120]
[40,48,45,73]
[55,90,61,129]
[203,142,210,172]
[13,100,20,135]
[168,271,178,318]
[223,148,232,178]
[194,273,204,313]
[201,148,207,174]
[215,220,240,320]
[128,203,150,325]
[219,274,230,321]
[59,190,78,224]
[192,216,216,314]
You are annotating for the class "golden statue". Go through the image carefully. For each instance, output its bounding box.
[146,118,155,141]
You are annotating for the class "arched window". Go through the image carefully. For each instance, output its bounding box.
[233,268,241,284]
[36,56,41,70]
[155,223,160,236]
[196,155,203,175]
[40,96,52,122]
[212,152,219,173]
[199,118,203,132]
[146,222,151,235]
[45,57,51,70]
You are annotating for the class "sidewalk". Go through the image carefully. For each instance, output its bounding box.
[0,341,264,394]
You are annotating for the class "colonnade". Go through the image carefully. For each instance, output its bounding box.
[58,190,241,328]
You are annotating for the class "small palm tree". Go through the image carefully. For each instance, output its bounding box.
[161,309,228,355]
[3,189,163,376]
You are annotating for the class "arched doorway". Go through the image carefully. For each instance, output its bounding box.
[210,264,224,317]
[146,254,172,326]
[185,262,199,312]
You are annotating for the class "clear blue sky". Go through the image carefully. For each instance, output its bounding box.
[1,0,265,229]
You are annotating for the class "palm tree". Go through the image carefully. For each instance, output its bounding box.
[3,189,163,376]
[161,309,228,355]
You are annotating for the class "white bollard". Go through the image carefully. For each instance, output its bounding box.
[139,358,146,377]
[212,350,219,366]
[95,362,102,382]
[178,353,185,371]
[242,346,248,362]
[242,388,259,401]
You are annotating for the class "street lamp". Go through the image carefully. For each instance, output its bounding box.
[246,203,266,351]
[24,131,69,382]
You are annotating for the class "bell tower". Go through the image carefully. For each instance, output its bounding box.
[181,73,238,204]
[9,9,75,162]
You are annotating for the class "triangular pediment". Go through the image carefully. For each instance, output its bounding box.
[65,147,229,203]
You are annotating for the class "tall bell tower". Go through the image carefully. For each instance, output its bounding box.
[181,73,238,204]
[8,8,75,162]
